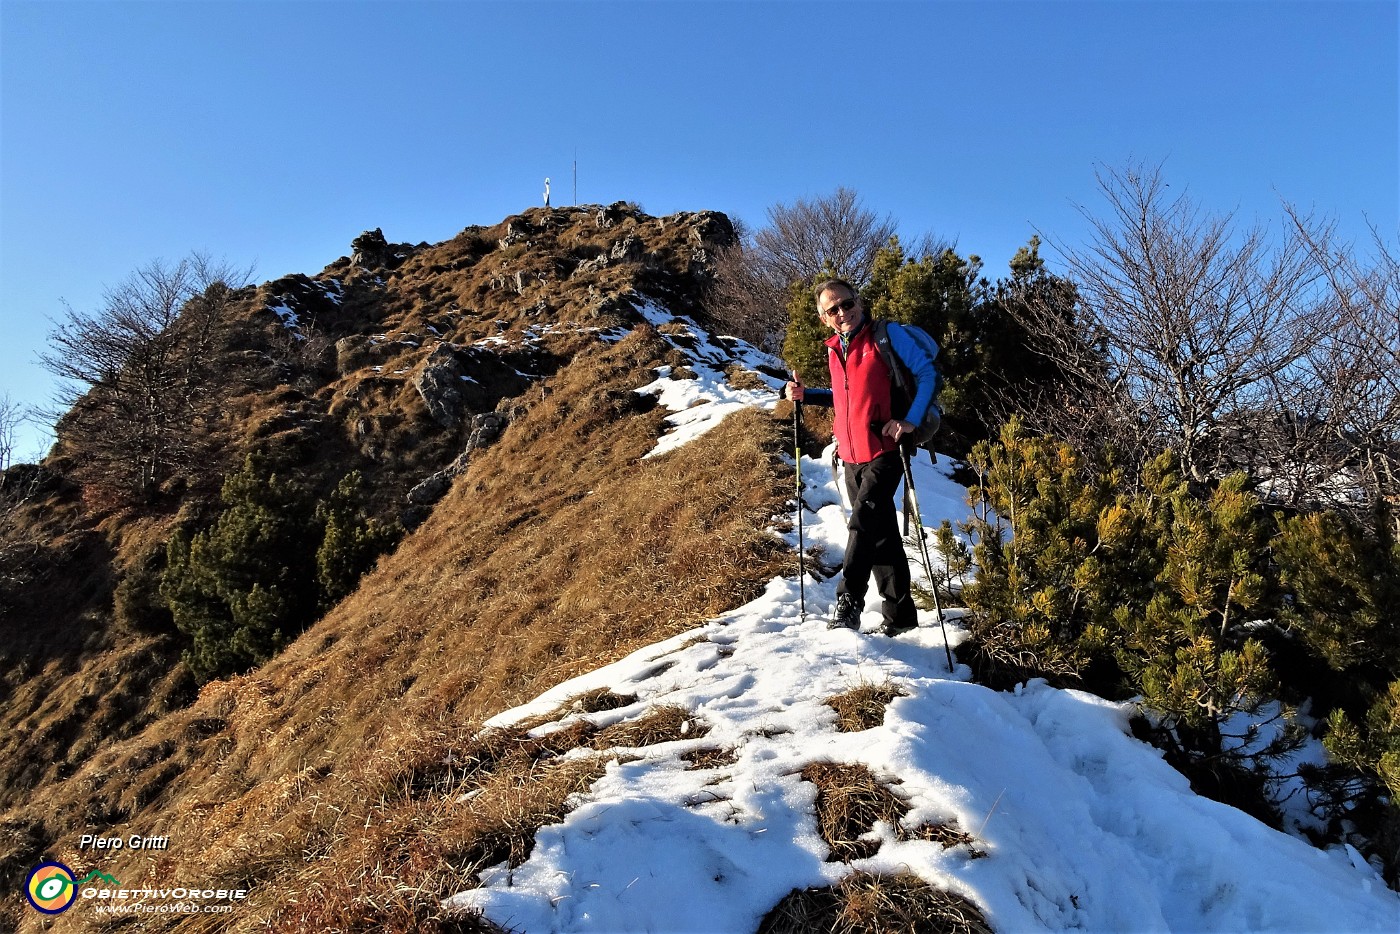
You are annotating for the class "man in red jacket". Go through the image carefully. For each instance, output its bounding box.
[785,278,933,636]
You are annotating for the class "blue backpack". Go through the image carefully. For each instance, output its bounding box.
[871,320,943,451]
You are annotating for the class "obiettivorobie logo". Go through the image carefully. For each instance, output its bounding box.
[24,859,248,916]
[25,862,78,914]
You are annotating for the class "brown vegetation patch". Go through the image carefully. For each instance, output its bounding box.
[801,760,986,866]
[682,745,741,770]
[724,361,772,391]
[388,720,604,803]
[802,761,910,862]
[959,622,1085,692]
[907,821,986,858]
[261,752,606,933]
[592,704,708,749]
[560,686,639,717]
[759,871,995,934]
[826,679,908,732]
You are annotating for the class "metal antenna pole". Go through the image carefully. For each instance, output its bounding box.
[901,446,954,671]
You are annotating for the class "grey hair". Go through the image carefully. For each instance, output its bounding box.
[813,277,858,305]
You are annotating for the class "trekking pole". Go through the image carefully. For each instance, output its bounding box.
[793,390,807,621]
[901,444,955,671]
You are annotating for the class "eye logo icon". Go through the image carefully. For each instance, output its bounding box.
[25,862,78,914]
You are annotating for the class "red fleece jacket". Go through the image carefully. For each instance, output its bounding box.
[826,325,898,465]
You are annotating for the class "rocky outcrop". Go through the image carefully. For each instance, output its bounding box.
[405,408,515,512]
[350,228,424,269]
[351,228,391,268]
[413,345,470,428]
[610,235,643,263]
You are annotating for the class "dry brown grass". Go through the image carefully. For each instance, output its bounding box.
[909,822,986,857]
[561,686,639,715]
[758,871,996,934]
[826,679,908,732]
[682,745,740,770]
[8,311,793,932]
[592,703,708,749]
[803,761,911,862]
[254,745,608,933]
[961,622,1086,691]
[801,761,984,865]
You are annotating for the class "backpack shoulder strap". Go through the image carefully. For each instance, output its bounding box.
[870,320,911,392]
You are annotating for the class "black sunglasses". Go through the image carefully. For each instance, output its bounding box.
[820,297,858,316]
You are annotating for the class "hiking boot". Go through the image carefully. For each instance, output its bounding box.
[827,594,862,630]
[880,620,918,637]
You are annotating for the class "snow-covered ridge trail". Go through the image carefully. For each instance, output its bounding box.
[446,306,1398,932]
[447,571,1398,933]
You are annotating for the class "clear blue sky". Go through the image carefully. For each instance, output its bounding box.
[2,0,1396,461]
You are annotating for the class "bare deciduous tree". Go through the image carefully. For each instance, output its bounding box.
[753,186,898,287]
[40,253,253,503]
[705,218,788,354]
[0,397,49,603]
[1028,163,1329,488]
[0,395,21,477]
[706,188,911,354]
[1285,208,1400,529]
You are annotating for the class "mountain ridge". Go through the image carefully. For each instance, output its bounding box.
[5,201,1396,932]
[3,202,790,931]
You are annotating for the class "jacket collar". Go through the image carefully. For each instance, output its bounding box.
[826,316,869,352]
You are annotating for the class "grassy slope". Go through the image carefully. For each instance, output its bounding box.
[4,206,795,931]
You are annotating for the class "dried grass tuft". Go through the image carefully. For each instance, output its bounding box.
[566,687,638,714]
[825,679,907,732]
[961,623,1084,691]
[758,882,843,934]
[906,821,988,858]
[682,745,740,770]
[592,704,708,749]
[802,761,909,862]
[261,751,607,933]
[758,871,996,934]
[801,760,986,865]
[451,753,610,877]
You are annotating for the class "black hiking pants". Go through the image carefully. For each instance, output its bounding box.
[838,450,917,629]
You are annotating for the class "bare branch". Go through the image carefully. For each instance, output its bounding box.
[1035,162,1330,487]
[706,189,910,356]
[38,254,254,502]
[753,186,898,287]
[1283,206,1400,528]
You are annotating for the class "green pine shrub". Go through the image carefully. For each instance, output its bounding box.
[1274,509,1400,677]
[1325,686,1400,801]
[962,420,1289,790]
[919,519,971,608]
[975,238,1091,420]
[960,417,1137,690]
[1120,470,1279,758]
[315,471,402,610]
[162,457,401,682]
[1322,685,1400,885]
[113,546,175,635]
[962,418,1400,875]
[1274,511,1400,882]
[780,278,832,388]
[162,456,320,682]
